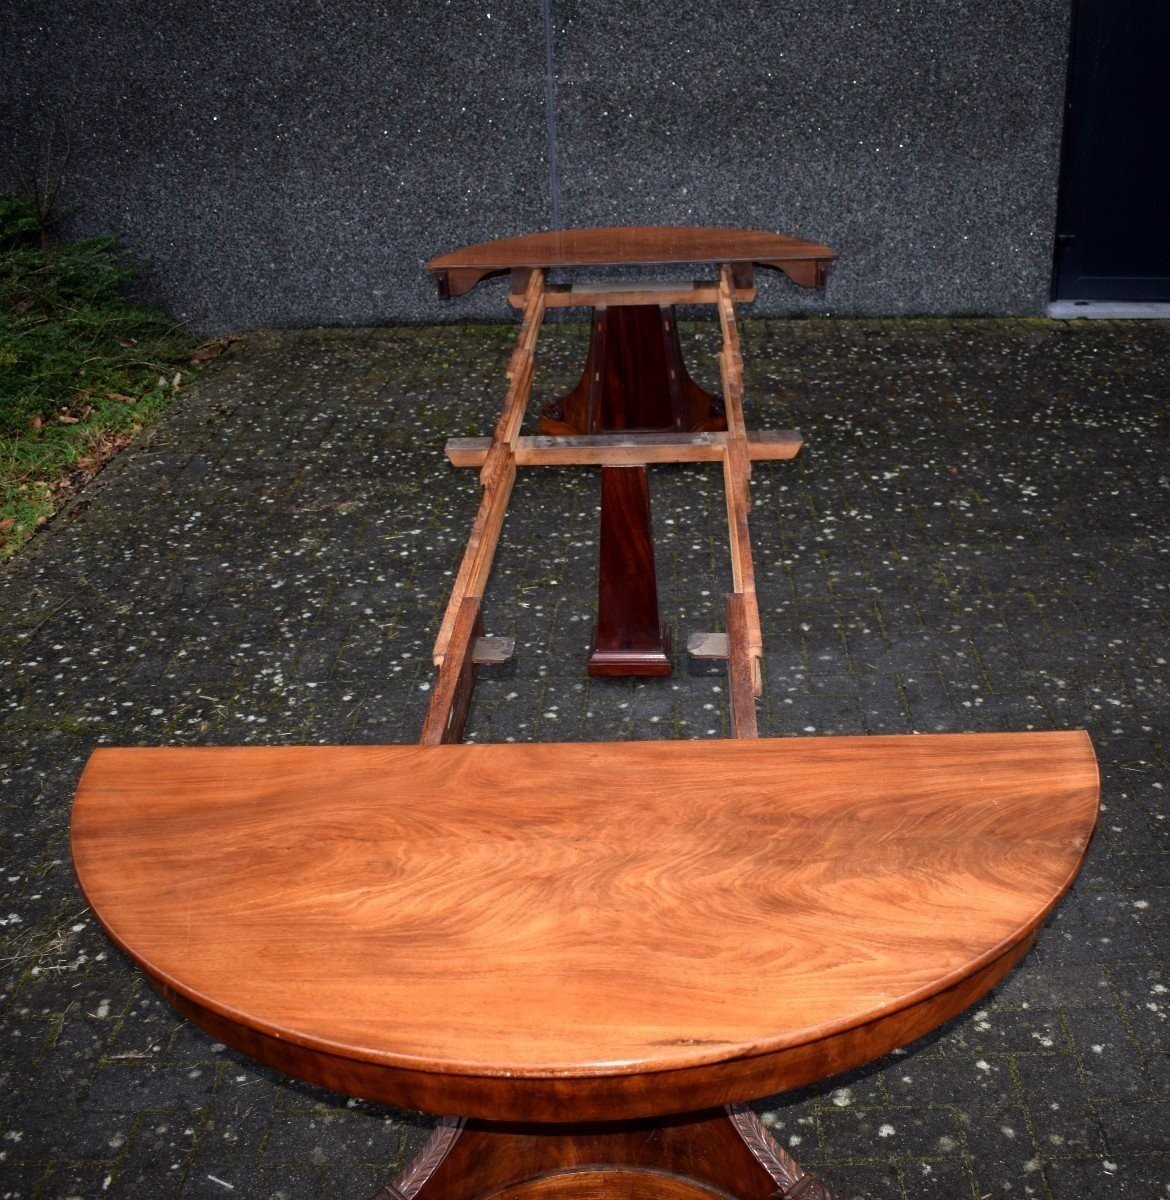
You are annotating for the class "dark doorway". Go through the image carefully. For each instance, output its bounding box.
[1052,0,1170,303]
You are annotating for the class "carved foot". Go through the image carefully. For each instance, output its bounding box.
[371,1107,837,1200]
[728,1103,837,1199]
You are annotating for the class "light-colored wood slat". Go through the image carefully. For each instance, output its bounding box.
[723,451,763,695]
[432,273,545,667]
[717,265,764,695]
[686,631,729,660]
[725,593,759,738]
[488,272,546,474]
[72,731,1097,1118]
[444,430,802,469]
[717,266,749,446]
[420,597,484,745]
[508,281,757,309]
[432,457,516,667]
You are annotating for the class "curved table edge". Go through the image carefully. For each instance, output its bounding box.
[145,927,1039,1122]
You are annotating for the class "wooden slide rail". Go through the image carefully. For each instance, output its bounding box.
[422,264,794,744]
[419,269,546,744]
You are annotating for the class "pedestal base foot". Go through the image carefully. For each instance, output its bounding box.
[588,465,672,678]
[374,1105,835,1200]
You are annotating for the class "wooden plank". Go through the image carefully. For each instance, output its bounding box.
[444,430,802,468]
[432,271,545,667]
[749,428,804,458]
[587,465,671,677]
[472,636,515,665]
[687,631,729,660]
[508,281,757,309]
[419,598,484,745]
[717,266,749,445]
[488,272,546,471]
[726,592,759,738]
[432,455,516,667]
[717,266,764,695]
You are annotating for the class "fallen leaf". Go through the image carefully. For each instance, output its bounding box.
[0,518,14,534]
[190,334,241,364]
[105,392,137,403]
[172,371,182,389]
[57,414,80,425]
[28,415,43,430]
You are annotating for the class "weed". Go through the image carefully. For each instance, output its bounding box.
[0,193,222,557]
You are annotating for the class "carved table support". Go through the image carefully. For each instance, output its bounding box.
[373,1105,834,1200]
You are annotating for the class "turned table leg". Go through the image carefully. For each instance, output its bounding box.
[373,1105,835,1200]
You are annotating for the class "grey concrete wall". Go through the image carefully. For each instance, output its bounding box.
[1,1,1070,331]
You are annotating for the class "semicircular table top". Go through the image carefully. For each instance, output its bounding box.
[72,731,1097,1121]
[426,226,837,296]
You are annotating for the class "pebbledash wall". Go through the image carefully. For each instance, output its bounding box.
[2,1,1071,333]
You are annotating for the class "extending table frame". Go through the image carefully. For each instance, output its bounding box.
[423,226,836,742]
[70,228,1099,1200]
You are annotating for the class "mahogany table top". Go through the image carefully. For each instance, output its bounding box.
[427,225,836,296]
[72,731,1097,1119]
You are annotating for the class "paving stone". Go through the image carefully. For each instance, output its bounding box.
[1061,1007,1152,1103]
[1043,1154,1170,1196]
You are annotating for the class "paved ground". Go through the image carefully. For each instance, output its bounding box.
[1,316,1168,1200]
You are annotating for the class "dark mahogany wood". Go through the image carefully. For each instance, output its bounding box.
[372,1105,832,1200]
[427,227,836,298]
[539,305,725,677]
[539,306,723,436]
[590,466,671,677]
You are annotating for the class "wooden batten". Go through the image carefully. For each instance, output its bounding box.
[444,430,803,469]
[432,270,545,668]
[508,281,758,309]
[725,593,759,738]
[716,266,764,697]
[420,598,485,745]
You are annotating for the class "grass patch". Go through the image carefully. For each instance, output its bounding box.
[0,192,231,558]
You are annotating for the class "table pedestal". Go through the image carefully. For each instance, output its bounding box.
[376,1105,834,1200]
[541,304,725,678]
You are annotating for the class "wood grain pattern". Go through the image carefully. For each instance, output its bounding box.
[431,269,544,667]
[72,733,1097,1119]
[716,268,763,696]
[443,431,803,469]
[725,593,759,738]
[428,227,836,297]
[511,281,757,309]
[419,599,484,745]
[588,466,671,677]
[538,306,724,438]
